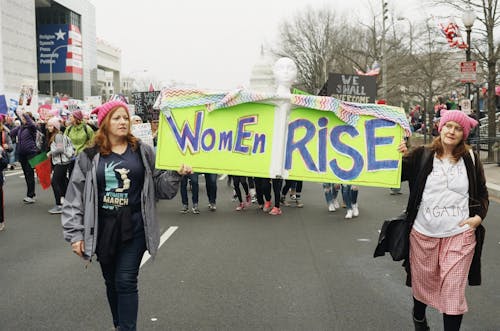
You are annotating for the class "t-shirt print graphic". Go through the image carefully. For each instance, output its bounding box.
[102,161,131,210]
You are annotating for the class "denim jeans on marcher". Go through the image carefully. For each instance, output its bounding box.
[322,183,338,204]
[341,184,358,209]
[99,230,147,331]
[180,173,199,205]
[204,173,217,204]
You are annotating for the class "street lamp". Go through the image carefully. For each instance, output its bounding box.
[381,0,388,101]
[462,5,476,99]
[397,17,413,55]
[49,44,68,104]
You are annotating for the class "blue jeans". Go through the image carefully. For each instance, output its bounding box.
[341,185,358,209]
[99,232,147,331]
[180,173,199,205]
[322,183,339,204]
[204,173,217,204]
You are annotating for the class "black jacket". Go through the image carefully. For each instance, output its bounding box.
[401,146,489,286]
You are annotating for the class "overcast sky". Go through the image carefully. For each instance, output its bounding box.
[89,0,434,90]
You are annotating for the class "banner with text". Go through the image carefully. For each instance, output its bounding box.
[132,91,161,122]
[155,90,408,188]
[327,73,377,103]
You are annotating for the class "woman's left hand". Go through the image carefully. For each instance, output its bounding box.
[459,215,482,228]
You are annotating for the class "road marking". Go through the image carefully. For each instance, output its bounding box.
[140,226,178,268]
[5,171,23,177]
[357,238,371,242]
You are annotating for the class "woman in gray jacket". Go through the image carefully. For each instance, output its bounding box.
[61,100,191,331]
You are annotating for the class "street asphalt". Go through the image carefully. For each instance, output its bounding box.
[0,171,499,330]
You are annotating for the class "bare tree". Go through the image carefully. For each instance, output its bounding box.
[430,0,499,160]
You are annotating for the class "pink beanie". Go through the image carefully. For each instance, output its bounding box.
[72,110,83,121]
[48,117,61,131]
[438,109,478,139]
[91,100,129,126]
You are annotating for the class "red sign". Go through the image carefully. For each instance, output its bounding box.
[460,61,477,83]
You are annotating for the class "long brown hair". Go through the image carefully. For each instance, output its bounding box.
[429,136,470,163]
[48,127,59,146]
[92,106,138,156]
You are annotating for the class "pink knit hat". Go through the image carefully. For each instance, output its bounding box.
[72,110,83,121]
[47,117,61,131]
[91,100,129,126]
[438,109,478,139]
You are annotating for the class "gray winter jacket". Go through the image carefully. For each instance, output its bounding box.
[61,142,181,259]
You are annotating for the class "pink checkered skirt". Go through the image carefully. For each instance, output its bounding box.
[409,228,476,315]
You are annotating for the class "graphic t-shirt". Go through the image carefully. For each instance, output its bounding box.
[413,156,470,238]
[97,145,145,211]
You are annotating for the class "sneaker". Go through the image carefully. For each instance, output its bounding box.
[48,205,62,214]
[192,205,200,214]
[180,205,189,213]
[295,199,304,208]
[263,201,272,212]
[246,194,252,206]
[0,222,5,231]
[280,196,290,207]
[333,198,340,209]
[208,203,217,211]
[352,203,359,217]
[251,195,257,204]
[328,202,336,212]
[23,196,36,204]
[236,203,245,211]
[290,194,297,201]
[269,207,282,215]
[345,209,353,219]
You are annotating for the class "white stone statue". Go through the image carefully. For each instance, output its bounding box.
[273,57,297,95]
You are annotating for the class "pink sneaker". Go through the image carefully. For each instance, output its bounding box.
[269,207,282,215]
[245,194,252,206]
[263,201,272,212]
[236,203,245,211]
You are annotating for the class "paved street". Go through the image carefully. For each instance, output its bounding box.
[0,171,499,330]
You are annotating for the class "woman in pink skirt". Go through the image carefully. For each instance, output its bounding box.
[399,110,489,331]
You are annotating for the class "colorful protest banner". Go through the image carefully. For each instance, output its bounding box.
[155,88,409,188]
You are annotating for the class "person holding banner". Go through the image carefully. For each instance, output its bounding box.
[10,112,38,203]
[399,110,488,331]
[62,100,192,331]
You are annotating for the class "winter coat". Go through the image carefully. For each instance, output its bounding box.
[64,123,94,154]
[61,141,181,259]
[10,114,37,156]
[401,145,489,286]
[48,133,74,165]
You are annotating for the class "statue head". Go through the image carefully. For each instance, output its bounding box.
[273,57,297,89]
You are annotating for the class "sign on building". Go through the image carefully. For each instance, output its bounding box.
[38,24,83,75]
[327,74,377,103]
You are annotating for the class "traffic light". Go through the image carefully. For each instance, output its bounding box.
[382,1,389,22]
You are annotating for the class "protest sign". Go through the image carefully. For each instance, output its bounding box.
[327,74,377,103]
[131,122,154,147]
[155,89,409,188]
[132,91,160,122]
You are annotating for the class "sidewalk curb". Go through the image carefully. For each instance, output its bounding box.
[486,182,500,199]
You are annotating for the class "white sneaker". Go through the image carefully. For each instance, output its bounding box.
[328,202,336,212]
[23,196,36,204]
[333,198,340,209]
[352,203,359,217]
[345,209,353,219]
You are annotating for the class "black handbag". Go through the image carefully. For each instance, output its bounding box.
[373,212,411,261]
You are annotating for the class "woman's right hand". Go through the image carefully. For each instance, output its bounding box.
[71,240,85,258]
